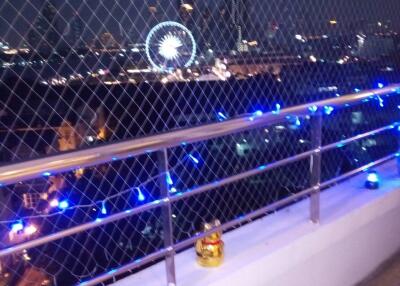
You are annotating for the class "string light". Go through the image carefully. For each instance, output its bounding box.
[250,110,263,121]
[308,105,318,113]
[137,188,146,202]
[11,221,24,232]
[58,200,69,210]
[217,112,228,121]
[166,172,173,185]
[272,103,281,114]
[377,95,384,107]
[324,106,334,115]
[101,201,107,215]
[188,154,199,164]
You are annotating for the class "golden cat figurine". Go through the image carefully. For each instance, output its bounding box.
[195,219,224,267]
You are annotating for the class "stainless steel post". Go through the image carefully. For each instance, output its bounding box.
[158,149,177,285]
[310,112,322,223]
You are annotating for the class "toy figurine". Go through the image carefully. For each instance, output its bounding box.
[195,219,224,267]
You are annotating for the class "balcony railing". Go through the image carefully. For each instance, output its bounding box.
[0,85,399,285]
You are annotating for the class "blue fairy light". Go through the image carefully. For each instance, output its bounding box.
[42,172,52,177]
[272,103,281,114]
[308,105,318,113]
[137,188,146,202]
[365,171,379,189]
[11,221,24,232]
[378,82,384,88]
[377,95,384,108]
[250,110,263,121]
[166,172,173,185]
[324,106,334,115]
[101,201,107,215]
[189,154,199,164]
[354,88,361,93]
[217,112,228,121]
[58,200,69,210]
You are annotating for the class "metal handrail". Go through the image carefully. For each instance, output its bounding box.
[0,85,398,186]
[0,84,399,285]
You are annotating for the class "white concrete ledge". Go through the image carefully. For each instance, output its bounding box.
[113,160,400,286]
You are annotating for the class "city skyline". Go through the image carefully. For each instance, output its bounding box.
[0,0,399,49]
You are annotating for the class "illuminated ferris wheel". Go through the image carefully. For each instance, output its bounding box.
[145,21,196,72]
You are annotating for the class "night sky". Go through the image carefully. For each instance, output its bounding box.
[0,0,399,48]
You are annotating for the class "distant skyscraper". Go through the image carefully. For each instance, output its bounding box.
[27,0,59,53]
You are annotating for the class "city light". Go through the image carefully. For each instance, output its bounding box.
[158,34,183,61]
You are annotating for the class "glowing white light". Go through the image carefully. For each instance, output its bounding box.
[158,34,183,60]
[24,225,38,235]
[146,21,196,71]
[49,199,59,208]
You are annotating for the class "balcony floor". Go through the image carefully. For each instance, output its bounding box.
[358,250,400,286]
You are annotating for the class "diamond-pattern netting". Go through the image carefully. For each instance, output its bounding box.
[1,0,400,285]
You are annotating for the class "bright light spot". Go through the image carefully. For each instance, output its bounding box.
[295,117,301,126]
[367,172,379,183]
[295,34,303,41]
[309,55,317,62]
[166,172,173,185]
[24,225,38,235]
[377,96,384,107]
[49,199,59,208]
[137,188,146,202]
[378,83,384,88]
[11,222,23,233]
[217,112,228,121]
[158,34,182,60]
[101,202,107,215]
[324,106,334,115]
[308,105,318,113]
[272,103,281,114]
[354,88,361,93]
[58,200,69,210]
[189,154,199,164]
[42,172,51,177]
[87,136,95,143]
[170,187,177,193]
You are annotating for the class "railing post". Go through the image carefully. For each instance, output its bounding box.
[310,112,322,224]
[158,149,177,286]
